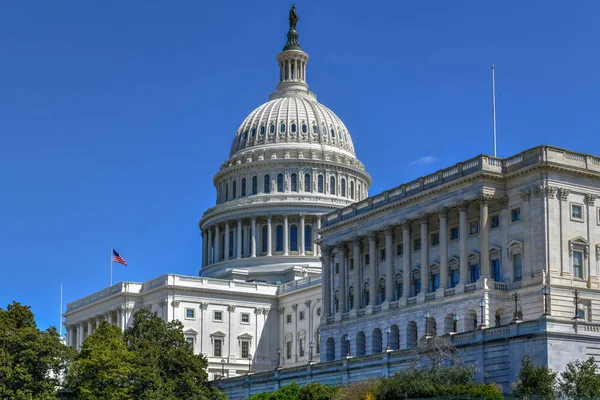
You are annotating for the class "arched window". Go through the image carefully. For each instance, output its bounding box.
[291,123,297,133]
[302,123,307,133]
[304,225,312,252]
[341,178,346,197]
[232,181,237,199]
[350,181,355,200]
[228,231,234,258]
[304,173,311,192]
[243,131,248,140]
[260,125,265,136]
[338,130,343,141]
[276,225,284,252]
[318,175,324,193]
[269,123,275,134]
[331,128,335,138]
[322,125,327,136]
[330,176,336,195]
[290,225,298,251]
[312,125,318,135]
[262,226,268,253]
[280,123,286,133]
[291,173,297,192]
[251,127,256,138]
[241,178,246,197]
[252,176,258,195]
[277,173,284,193]
[264,174,271,194]
[225,184,229,201]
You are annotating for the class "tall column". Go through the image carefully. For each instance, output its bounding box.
[438,209,448,289]
[224,223,230,260]
[385,227,394,302]
[107,311,113,325]
[479,193,492,278]
[77,322,82,348]
[316,217,322,257]
[458,202,469,284]
[353,237,362,309]
[402,222,411,297]
[283,214,289,256]
[215,224,221,263]
[267,216,272,256]
[202,230,207,268]
[323,248,332,316]
[87,320,93,338]
[95,316,100,329]
[251,217,257,257]
[237,219,242,259]
[420,214,429,293]
[339,246,347,313]
[207,228,213,265]
[368,232,377,306]
[243,223,249,257]
[300,215,306,256]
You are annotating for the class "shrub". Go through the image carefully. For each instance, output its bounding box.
[512,355,557,399]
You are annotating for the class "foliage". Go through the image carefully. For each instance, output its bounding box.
[559,357,600,398]
[413,335,462,369]
[511,355,557,399]
[249,382,340,400]
[0,301,75,400]
[334,380,379,400]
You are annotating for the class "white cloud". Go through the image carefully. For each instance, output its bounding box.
[411,155,437,165]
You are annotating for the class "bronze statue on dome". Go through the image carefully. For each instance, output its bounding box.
[289,4,299,30]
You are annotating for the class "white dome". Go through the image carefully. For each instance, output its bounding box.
[229,96,356,158]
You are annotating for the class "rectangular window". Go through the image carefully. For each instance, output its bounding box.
[492,259,501,282]
[349,258,354,270]
[469,220,479,235]
[380,249,386,261]
[213,311,223,322]
[577,309,586,320]
[286,314,292,324]
[396,243,403,256]
[450,227,459,241]
[573,250,584,279]
[286,341,292,359]
[396,282,403,298]
[413,278,421,296]
[186,337,194,348]
[185,308,195,319]
[571,204,583,221]
[299,311,305,320]
[241,313,250,324]
[431,273,440,291]
[214,338,222,357]
[430,232,440,246]
[490,214,500,229]
[451,270,460,288]
[470,264,480,283]
[513,254,523,281]
[299,339,305,357]
[511,208,521,222]
[241,340,250,359]
[597,207,600,225]
[365,253,370,265]
[413,238,421,251]
[335,263,339,274]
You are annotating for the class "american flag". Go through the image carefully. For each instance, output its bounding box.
[112,249,127,266]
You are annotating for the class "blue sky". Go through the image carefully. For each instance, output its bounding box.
[0,1,598,330]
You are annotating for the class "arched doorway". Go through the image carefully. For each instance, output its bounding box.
[389,324,400,350]
[355,331,366,356]
[325,338,335,361]
[371,328,382,353]
[407,321,418,348]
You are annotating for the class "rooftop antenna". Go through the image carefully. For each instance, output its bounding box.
[59,282,63,337]
[492,65,497,157]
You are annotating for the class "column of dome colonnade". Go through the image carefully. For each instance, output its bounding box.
[321,193,497,318]
[202,214,323,267]
[67,305,134,349]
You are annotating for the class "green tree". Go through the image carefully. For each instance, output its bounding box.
[298,382,339,400]
[0,301,74,400]
[124,307,219,400]
[512,355,557,399]
[65,321,135,400]
[559,357,600,398]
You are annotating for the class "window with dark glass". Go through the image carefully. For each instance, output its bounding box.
[451,270,460,287]
[291,123,297,133]
[304,226,312,252]
[228,231,234,258]
[396,243,403,256]
[572,204,583,220]
[397,282,403,299]
[264,174,270,193]
[214,339,222,357]
[313,125,318,134]
[318,175,324,193]
[413,238,421,251]
[243,131,248,140]
[302,123,307,133]
[277,173,284,192]
[261,226,268,253]
[364,253,370,265]
[290,225,298,251]
[492,259,501,281]
[304,173,311,192]
[280,123,286,133]
[341,178,346,197]
[330,176,336,195]
[350,181,355,200]
[431,232,440,246]
[269,124,275,134]
[450,227,459,240]
[276,225,283,252]
[252,176,258,195]
[490,214,500,228]
[511,208,521,222]
[330,128,335,137]
[241,178,246,197]
[470,264,480,283]
[251,127,256,138]
[573,250,584,279]
[431,274,440,291]
[241,340,250,359]
[469,220,479,235]
[260,125,265,136]
[380,249,386,261]
[513,254,522,280]
[286,341,292,359]
[413,278,421,296]
[291,173,297,192]
[232,181,237,199]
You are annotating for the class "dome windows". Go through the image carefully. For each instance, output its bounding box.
[243,131,248,140]
[260,125,265,136]
[291,173,298,192]
[304,173,311,192]
[277,173,284,192]
[331,128,335,138]
[291,123,297,133]
[302,123,307,134]
[318,175,324,193]
[280,123,286,133]
[322,125,327,136]
[269,124,275,134]
[330,176,336,195]
[312,125,318,135]
[264,174,271,193]
[251,127,256,138]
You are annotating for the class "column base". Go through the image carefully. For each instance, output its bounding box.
[349,309,358,318]
[334,313,342,322]
[455,283,466,294]
[365,305,374,315]
[398,297,408,307]
[436,287,446,298]
[476,277,490,290]
[381,301,390,311]
[416,292,426,304]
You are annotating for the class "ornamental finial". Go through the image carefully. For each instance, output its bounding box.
[283,4,302,51]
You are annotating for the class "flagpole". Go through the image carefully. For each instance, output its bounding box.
[110,248,113,287]
[492,64,497,157]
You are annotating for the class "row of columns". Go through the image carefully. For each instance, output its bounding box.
[323,194,494,316]
[202,215,322,267]
[67,306,131,349]
[280,58,306,82]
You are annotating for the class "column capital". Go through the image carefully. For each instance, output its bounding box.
[251,216,257,222]
[419,213,429,224]
[457,200,469,211]
[368,231,378,241]
[237,218,242,224]
[400,220,411,230]
[199,302,209,310]
[477,192,493,205]
[278,307,285,313]
[300,214,305,220]
[384,225,394,236]
[305,300,312,308]
[436,207,448,218]
[267,214,273,222]
[254,307,263,315]
[262,308,270,315]
[352,236,363,246]
[171,300,180,308]
[283,214,288,220]
[586,193,596,207]
[499,196,509,209]
[545,185,558,199]
[323,246,333,256]
[337,243,348,255]
[558,187,570,201]
[227,305,236,313]
[520,189,532,202]
[292,304,298,311]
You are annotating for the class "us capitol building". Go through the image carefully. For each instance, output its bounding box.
[64,7,600,398]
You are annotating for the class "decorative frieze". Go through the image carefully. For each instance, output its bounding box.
[477,193,493,204]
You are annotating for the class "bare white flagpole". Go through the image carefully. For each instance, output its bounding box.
[492,64,497,157]
[110,248,113,287]
[59,282,63,337]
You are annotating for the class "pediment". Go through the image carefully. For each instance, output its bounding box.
[468,251,480,261]
[238,333,253,340]
[184,328,199,335]
[508,239,524,249]
[490,245,501,254]
[210,330,226,338]
[569,236,589,246]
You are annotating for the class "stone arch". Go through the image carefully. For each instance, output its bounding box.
[355,331,366,356]
[325,337,335,361]
[389,324,400,350]
[444,313,456,334]
[425,316,437,336]
[465,310,478,331]
[407,321,418,348]
[495,308,506,327]
[371,328,383,353]
[341,333,350,358]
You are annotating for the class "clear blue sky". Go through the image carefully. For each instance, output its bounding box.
[1,1,598,330]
